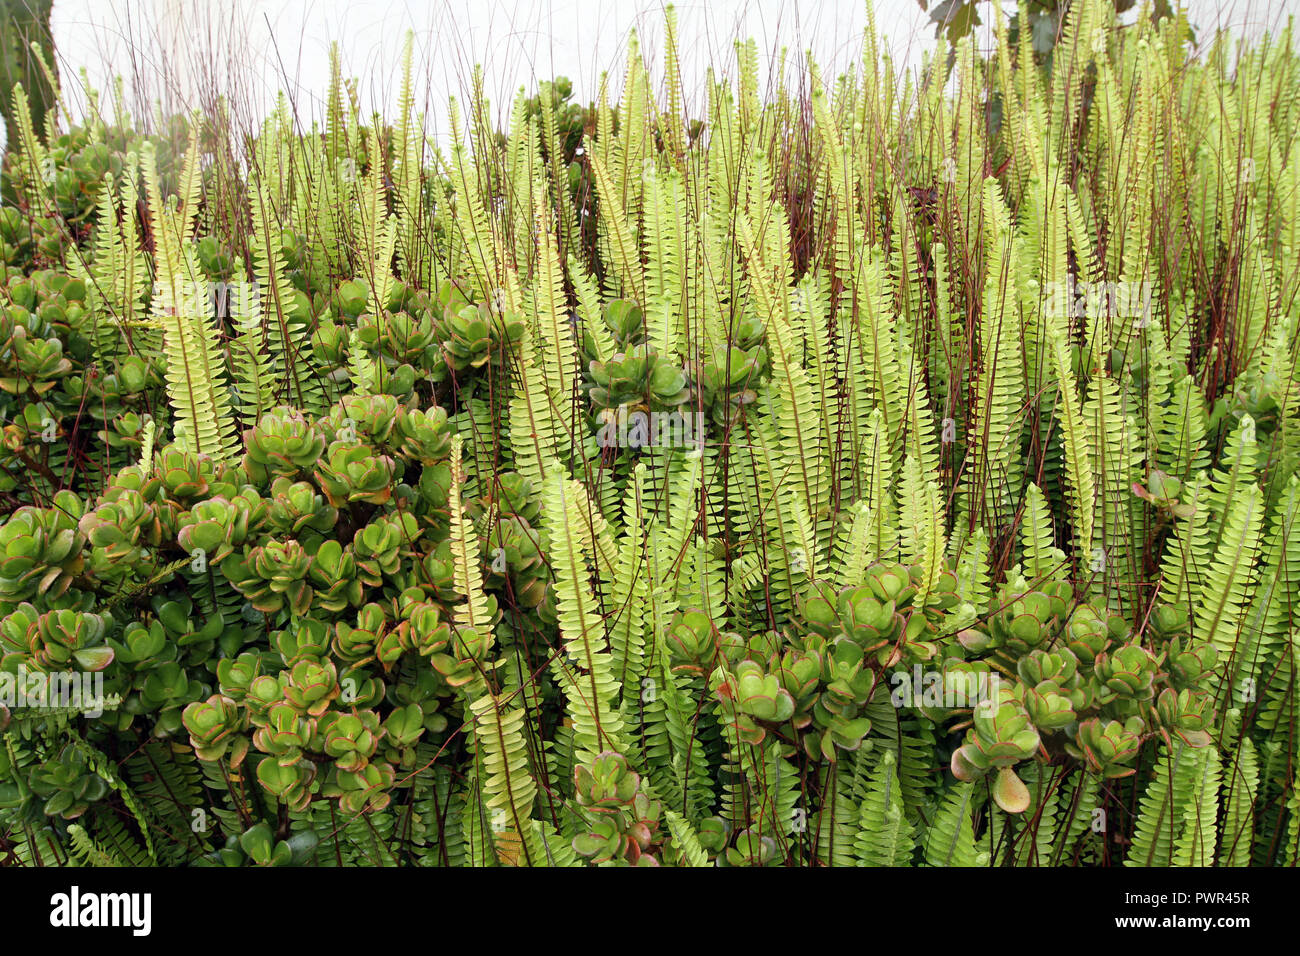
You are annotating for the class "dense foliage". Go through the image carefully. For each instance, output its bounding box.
[1,0,1298,867]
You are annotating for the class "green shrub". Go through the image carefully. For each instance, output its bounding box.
[0,1,1297,867]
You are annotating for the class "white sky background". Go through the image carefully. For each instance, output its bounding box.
[16,0,1300,150]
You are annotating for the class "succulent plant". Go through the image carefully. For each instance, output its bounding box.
[255,757,316,812]
[588,344,690,410]
[1155,687,1215,748]
[108,620,173,669]
[1063,603,1111,665]
[357,308,436,368]
[1166,636,1218,689]
[215,651,264,703]
[429,625,493,690]
[182,694,247,762]
[246,407,326,480]
[433,297,524,373]
[307,539,364,612]
[266,479,335,536]
[711,659,796,745]
[394,405,452,464]
[206,822,319,867]
[157,446,216,500]
[1015,648,1083,729]
[1094,644,1158,702]
[399,598,450,658]
[664,609,718,674]
[323,760,396,814]
[352,512,419,587]
[252,701,318,766]
[951,686,1041,784]
[572,752,662,865]
[0,326,72,395]
[804,639,874,758]
[0,495,87,603]
[225,539,315,616]
[28,745,109,820]
[177,492,266,563]
[320,709,383,772]
[324,394,401,446]
[281,659,340,717]
[380,703,427,767]
[31,609,111,670]
[313,442,397,507]
[983,580,1073,658]
[1066,717,1144,778]
[139,660,208,735]
[313,320,350,368]
[698,344,765,424]
[723,828,780,867]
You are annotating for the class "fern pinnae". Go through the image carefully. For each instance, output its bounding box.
[664,809,710,866]
[1127,741,1197,867]
[249,174,320,414]
[143,137,239,461]
[1218,733,1259,867]
[737,210,830,531]
[898,455,947,604]
[854,748,916,867]
[1172,745,1222,867]
[1191,430,1266,687]
[542,472,628,763]
[588,143,646,304]
[469,691,541,866]
[1045,325,1097,567]
[449,435,495,637]
[526,177,579,409]
[923,782,986,867]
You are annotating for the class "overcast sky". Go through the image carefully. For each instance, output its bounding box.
[15,0,1300,148]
